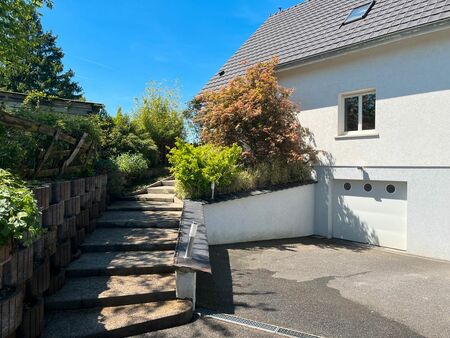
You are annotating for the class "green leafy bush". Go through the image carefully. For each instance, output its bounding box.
[96,108,159,166]
[167,139,242,199]
[114,153,148,181]
[95,158,125,198]
[0,169,43,246]
[168,141,312,199]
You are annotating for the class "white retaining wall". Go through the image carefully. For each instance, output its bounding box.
[203,184,315,245]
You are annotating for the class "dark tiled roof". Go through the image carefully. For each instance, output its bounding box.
[204,0,450,91]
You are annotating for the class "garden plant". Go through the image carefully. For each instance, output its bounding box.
[0,168,42,247]
[177,58,317,199]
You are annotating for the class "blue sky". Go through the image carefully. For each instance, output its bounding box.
[40,0,301,115]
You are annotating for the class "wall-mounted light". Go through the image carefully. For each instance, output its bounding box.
[184,222,198,259]
[211,181,215,200]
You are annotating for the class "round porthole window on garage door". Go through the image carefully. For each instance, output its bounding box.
[386,184,396,194]
[364,183,372,192]
[344,182,351,191]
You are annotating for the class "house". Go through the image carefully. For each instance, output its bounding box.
[0,89,104,115]
[203,0,450,261]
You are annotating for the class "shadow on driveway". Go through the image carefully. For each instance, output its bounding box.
[197,237,372,314]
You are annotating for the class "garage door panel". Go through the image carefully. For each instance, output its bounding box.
[333,180,407,250]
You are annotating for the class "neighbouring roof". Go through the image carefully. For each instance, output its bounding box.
[0,90,104,115]
[203,0,450,92]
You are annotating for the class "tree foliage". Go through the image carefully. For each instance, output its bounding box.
[0,7,83,99]
[0,0,52,64]
[193,57,316,165]
[183,98,202,142]
[95,107,159,166]
[133,82,185,161]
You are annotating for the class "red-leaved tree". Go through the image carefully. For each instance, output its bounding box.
[192,57,316,164]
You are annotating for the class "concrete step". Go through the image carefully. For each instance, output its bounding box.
[97,210,181,229]
[66,251,175,277]
[80,228,178,252]
[43,299,192,337]
[45,274,176,310]
[147,186,175,194]
[122,193,174,202]
[107,201,183,212]
[162,180,175,186]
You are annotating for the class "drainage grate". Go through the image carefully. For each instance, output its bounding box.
[277,327,319,338]
[196,308,322,338]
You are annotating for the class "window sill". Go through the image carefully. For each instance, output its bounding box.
[335,131,379,140]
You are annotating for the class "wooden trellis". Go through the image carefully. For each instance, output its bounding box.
[0,110,97,178]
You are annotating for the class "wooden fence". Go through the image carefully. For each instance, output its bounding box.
[0,109,97,178]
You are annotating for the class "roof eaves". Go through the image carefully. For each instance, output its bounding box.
[276,16,450,72]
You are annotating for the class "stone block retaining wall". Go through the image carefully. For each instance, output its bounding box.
[0,175,108,338]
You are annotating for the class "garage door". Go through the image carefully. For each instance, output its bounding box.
[332,180,407,250]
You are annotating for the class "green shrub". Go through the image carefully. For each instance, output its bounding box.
[0,125,34,172]
[167,139,242,199]
[14,108,103,144]
[217,159,312,195]
[251,159,312,187]
[96,108,160,166]
[215,170,256,195]
[0,169,43,246]
[95,158,125,198]
[114,153,148,181]
[0,108,103,177]
[168,140,312,199]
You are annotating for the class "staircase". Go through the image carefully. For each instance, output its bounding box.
[43,180,193,337]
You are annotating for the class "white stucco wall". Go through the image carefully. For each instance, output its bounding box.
[278,28,450,167]
[276,28,450,261]
[203,184,315,245]
[314,167,450,261]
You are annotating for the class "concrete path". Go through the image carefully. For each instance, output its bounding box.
[43,180,193,337]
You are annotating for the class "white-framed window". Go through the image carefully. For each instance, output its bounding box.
[338,89,376,136]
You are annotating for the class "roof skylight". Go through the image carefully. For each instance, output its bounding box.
[344,1,375,24]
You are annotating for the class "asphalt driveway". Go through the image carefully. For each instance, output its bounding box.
[144,237,450,337]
